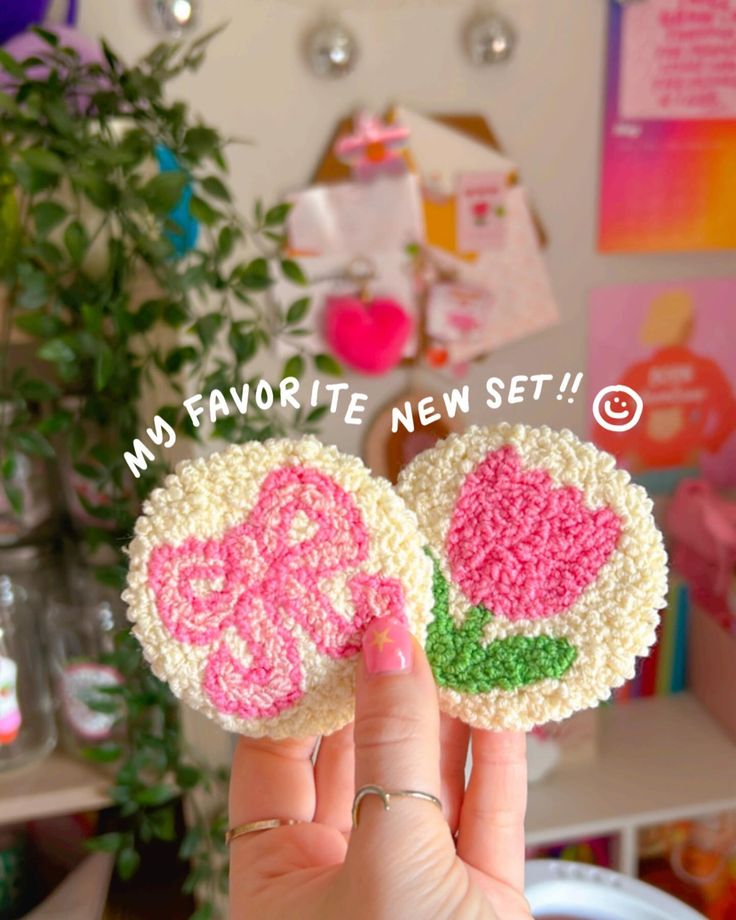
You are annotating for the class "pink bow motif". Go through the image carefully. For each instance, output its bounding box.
[148,466,406,720]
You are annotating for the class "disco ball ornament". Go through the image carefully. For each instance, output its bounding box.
[304,20,358,79]
[465,12,516,65]
[147,0,197,35]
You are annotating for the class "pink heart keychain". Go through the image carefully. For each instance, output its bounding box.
[325,294,413,375]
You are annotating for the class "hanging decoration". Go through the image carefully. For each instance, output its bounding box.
[324,260,414,375]
[304,19,358,78]
[464,11,516,66]
[334,112,410,180]
[146,0,198,35]
[155,144,200,258]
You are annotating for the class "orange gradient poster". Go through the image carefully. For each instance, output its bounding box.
[599,0,736,252]
[588,279,736,493]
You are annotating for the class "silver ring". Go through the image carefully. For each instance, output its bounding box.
[352,784,443,828]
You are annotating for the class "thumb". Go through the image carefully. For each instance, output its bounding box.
[349,615,445,833]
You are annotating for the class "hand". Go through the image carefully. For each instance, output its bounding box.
[229,615,532,919]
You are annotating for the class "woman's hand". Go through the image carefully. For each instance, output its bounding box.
[229,615,532,919]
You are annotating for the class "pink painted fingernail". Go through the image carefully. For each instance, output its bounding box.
[363,617,414,675]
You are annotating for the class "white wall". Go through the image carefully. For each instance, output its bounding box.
[79,0,736,454]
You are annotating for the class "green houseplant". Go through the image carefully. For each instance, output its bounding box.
[0,27,336,919]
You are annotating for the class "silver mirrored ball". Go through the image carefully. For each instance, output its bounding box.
[305,21,358,79]
[147,0,197,35]
[465,13,516,66]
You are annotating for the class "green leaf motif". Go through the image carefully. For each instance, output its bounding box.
[425,552,578,693]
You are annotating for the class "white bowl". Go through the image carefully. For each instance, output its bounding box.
[525,859,707,920]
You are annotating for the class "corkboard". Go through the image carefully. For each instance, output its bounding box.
[311,110,546,246]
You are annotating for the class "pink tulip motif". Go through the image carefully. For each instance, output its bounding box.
[447,446,622,621]
[426,446,623,693]
[148,466,406,719]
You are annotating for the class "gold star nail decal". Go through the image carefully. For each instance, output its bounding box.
[369,626,395,651]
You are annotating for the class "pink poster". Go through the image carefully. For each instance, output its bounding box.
[588,278,736,491]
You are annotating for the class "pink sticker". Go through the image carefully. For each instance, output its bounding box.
[456,172,508,252]
[61,663,123,741]
[0,655,21,745]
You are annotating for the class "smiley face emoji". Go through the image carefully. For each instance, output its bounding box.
[398,424,667,731]
[593,384,644,432]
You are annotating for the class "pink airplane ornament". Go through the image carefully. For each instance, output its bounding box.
[334,112,410,180]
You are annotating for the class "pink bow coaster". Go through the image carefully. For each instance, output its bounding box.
[147,466,408,721]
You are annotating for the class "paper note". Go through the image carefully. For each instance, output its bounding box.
[455,173,507,252]
[620,0,736,121]
[286,174,423,258]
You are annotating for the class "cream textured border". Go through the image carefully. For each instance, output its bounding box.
[124,437,433,739]
[397,424,668,731]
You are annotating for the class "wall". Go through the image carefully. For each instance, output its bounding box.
[79,0,736,454]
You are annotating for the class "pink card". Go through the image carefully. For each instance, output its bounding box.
[455,172,507,252]
[425,282,495,364]
[620,0,736,121]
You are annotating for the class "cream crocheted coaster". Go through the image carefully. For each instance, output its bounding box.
[397,424,668,731]
[124,437,433,739]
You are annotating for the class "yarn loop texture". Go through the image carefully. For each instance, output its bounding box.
[398,424,668,731]
[125,438,433,739]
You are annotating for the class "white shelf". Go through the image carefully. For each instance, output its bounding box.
[526,693,736,846]
[0,752,111,825]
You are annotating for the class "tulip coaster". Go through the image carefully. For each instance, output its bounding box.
[124,438,433,739]
[397,424,668,731]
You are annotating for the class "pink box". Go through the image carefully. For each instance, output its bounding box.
[689,604,736,743]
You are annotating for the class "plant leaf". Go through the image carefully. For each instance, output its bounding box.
[141,171,188,215]
[64,220,89,265]
[314,353,342,376]
[282,355,304,378]
[265,202,291,226]
[280,259,306,285]
[286,297,310,325]
[201,175,230,202]
[32,201,67,237]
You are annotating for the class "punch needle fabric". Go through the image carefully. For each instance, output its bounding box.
[397,424,668,731]
[124,438,433,739]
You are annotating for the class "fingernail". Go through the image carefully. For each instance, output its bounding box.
[362,617,414,676]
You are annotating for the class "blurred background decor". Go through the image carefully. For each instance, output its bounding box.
[0,23,335,919]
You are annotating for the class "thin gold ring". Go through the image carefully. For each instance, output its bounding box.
[352,784,443,828]
[225,818,301,844]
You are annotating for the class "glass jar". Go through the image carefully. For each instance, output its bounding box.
[0,402,56,547]
[0,576,57,773]
[0,542,64,604]
[44,570,126,758]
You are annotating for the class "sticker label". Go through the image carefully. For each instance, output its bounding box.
[456,172,508,252]
[61,663,123,740]
[0,656,21,745]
